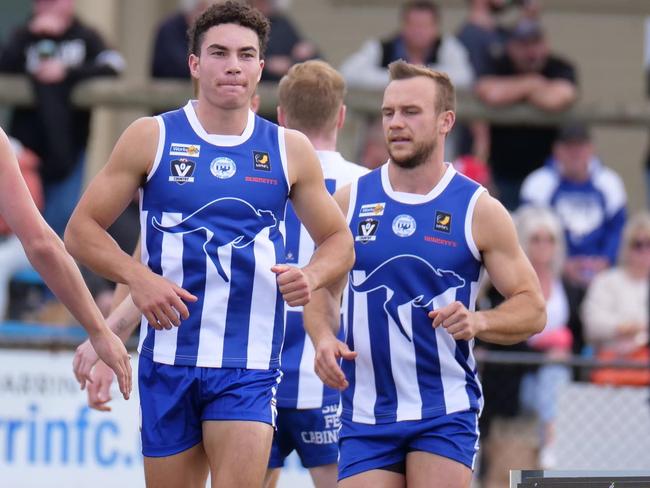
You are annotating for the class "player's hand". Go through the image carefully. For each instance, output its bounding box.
[72,338,100,389]
[314,335,357,390]
[271,264,313,307]
[429,301,485,341]
[128,268,197,330]
[86,328,132,400]
[87,361,115,412]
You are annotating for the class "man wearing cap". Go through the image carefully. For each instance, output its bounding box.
[476,18,578,209]
[520,122,627,294]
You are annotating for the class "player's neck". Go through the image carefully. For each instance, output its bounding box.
[301,130,337,152]
[194,99,250,136]
[388,156,447,195]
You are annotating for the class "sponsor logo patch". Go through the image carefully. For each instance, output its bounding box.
[253,151,271,171]
[355,218,379,243]
[359,202,386,217]
[210,157,236,179]
[169,143,200,157]
[168,158,195,184]
[435,211,452,233]
[392,214,416,237]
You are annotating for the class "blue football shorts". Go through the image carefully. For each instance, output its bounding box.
[138,354,281,457]
[268,402,340,469]
[338,410,480,480]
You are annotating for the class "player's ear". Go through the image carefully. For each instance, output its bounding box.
[277,106,286,127]
[257,58,264,83]
[337,104,347,130]
[439,110,455,135]
[189,53,200,79]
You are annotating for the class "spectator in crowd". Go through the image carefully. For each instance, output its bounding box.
[151,0,211,80]
[458,0,543,80]
[515,205,574,469]
[520,123,627,292]
[340,0,473,90]
[0,138,42,318]
[0,0,124,236]
[457,0,510,78]
[248,0,319,82]
[476,18,577,209]
[581,212,650,386]
[456,0,540,160]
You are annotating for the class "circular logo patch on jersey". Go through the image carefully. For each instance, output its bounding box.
[392,214,416,237]
[210,157,236,179]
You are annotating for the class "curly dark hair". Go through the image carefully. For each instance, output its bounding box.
[188,1,270,58]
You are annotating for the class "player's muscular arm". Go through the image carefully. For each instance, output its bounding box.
[430,194,545,343]
[65,118,154,282]
[65,120,196,327]
[273,130,355,306]
[471,194,546,344]
[304,186,356,390]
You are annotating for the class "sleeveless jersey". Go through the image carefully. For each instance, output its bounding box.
[276,151,368,409]
[137,101,289,369]
[344,163,485,424]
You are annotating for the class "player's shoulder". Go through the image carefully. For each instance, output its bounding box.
[125,116,159,137]
[283,127,312,149]
[343,159,370,178]
[472,191,517,250]
[331,155,369,183]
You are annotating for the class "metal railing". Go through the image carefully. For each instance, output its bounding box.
[1,75,650,127]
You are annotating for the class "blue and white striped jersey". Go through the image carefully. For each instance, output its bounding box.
[276,151,368,409]
[343,163,485,424]
[137,101,289,369]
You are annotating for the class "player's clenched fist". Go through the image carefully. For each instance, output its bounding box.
[428,301,486,341]
[271,264,313,306]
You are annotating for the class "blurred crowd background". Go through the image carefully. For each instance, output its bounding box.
[1,0,650,486]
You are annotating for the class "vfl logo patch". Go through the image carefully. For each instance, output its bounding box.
[359,202,386,217]
[356,218,379,243]
[392,214,416,237]
[169,159,195,184]
[253,151,271,172]
[210,157,236,179]
[169,143,200,157]
[435,211,452,233]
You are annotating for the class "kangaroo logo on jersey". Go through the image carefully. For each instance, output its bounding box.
[169,159,195,184]
[350,255,465,341]
[210,157,237,179]
[356,218,379,244]
[253,151,271,172]
[435,211,452,233]
[359,202,385,217]
[392,214,416,237]
[151,198,277,282]
[169,143,200,157]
